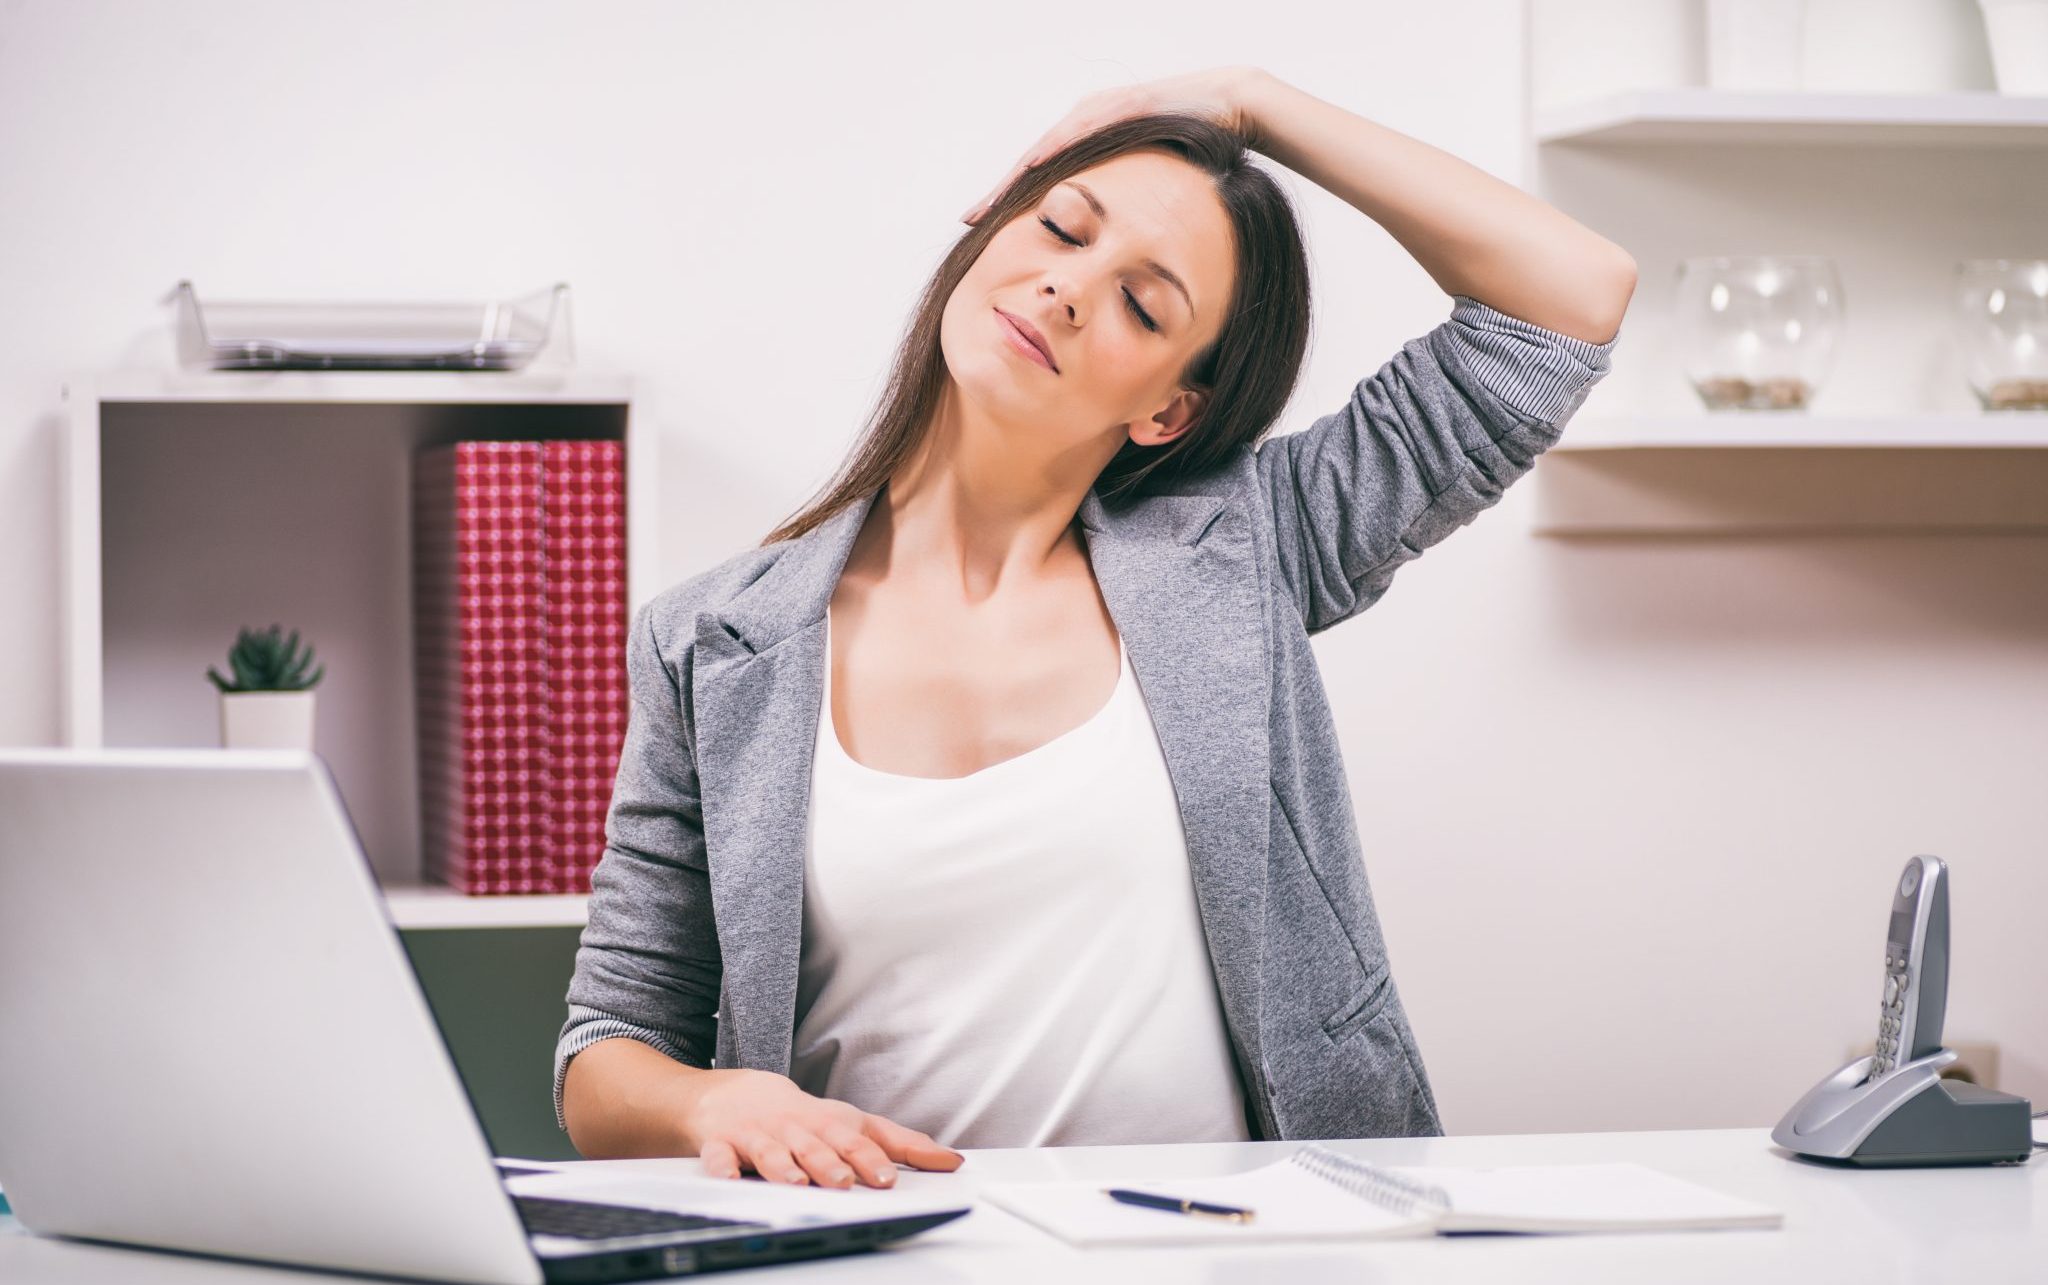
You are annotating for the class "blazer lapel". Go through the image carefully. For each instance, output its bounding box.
[690,484,1273,1089]
[691,491,877,1075]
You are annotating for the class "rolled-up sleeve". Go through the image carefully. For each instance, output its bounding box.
[1255,293,1619,635]
[553,599,723,1132]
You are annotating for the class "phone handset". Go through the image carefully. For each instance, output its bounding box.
[1871,854,1948,1079]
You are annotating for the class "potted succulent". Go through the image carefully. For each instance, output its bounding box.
[207,624,326,750]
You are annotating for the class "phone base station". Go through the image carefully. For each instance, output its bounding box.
[1773,1050,2035,1168]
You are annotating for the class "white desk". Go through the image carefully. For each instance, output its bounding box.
[3,1127,2043,1284]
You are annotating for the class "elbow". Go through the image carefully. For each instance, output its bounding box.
[1592,251,1637,344]
[1559,252,1636,349]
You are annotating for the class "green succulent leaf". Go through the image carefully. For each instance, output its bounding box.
[212,623,322,692]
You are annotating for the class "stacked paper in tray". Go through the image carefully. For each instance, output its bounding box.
[413,440,628,895]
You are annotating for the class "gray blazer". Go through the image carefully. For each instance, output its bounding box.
[555,294,1619,1143]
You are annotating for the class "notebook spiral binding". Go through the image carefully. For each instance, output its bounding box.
[1291,1143,1452,1218]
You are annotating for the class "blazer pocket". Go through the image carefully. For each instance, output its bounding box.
[1321,961,1392,1044]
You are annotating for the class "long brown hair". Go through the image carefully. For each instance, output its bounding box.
[761,111,1313,546]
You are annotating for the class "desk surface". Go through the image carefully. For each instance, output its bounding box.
[3,1127,2044,1285]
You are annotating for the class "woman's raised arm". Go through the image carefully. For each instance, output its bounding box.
[1234,70,1632,633]
[1236,69,1635,343]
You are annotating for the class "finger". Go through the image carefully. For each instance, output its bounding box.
[1023,114,1081,165]
[964,169,1020,225]
[698,1137,744,1181]
[738,1132,809,1186]
[784,1126,857,1190]
[820,1126,899,1188]
[965,97,1131,224]
[863,1115,966,1171]
[966,156,1045,224]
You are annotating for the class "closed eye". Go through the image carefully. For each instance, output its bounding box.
[1039,216,1161,333]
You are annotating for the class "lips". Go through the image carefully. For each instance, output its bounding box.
[995,308,1058,373]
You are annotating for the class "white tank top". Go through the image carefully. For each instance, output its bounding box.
[789,612,1253,1149]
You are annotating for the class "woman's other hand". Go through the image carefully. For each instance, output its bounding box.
[960,64,1268,225]
[681,1068,965,1188]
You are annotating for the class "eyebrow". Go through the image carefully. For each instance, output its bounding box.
[1061,181,1196,319]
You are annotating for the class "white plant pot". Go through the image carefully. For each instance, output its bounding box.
[220,691,317,751]
[1979,0,2048,92]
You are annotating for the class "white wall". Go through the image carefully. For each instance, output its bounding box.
[3,0,2042,1136]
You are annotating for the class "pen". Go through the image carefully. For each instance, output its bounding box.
[1103,1188,1256,1223]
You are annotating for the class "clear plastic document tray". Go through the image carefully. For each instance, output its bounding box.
[169,280,574,372]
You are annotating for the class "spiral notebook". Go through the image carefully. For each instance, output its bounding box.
[981,1144,1782,1246]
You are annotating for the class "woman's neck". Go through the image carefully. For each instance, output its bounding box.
[877,396,1114,600]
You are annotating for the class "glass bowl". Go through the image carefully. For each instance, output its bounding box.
[1953,259,2048,411]
[1675,256,1844,411]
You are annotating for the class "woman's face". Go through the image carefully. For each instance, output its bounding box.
[940,150,1237,460]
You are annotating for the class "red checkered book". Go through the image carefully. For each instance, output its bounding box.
[540,440,629,894]
[413,442,552,894]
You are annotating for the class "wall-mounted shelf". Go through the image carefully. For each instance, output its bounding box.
[1535,88,2048,148]
[1552,413,2048,450]
[1533,414,2048,534]
[62,366,655,930]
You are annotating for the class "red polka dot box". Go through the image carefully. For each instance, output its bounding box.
[413,439,627,895]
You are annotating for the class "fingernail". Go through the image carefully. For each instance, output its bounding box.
[877,1163,897,1182]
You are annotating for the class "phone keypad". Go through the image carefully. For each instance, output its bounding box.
[1872,952,1910,1075]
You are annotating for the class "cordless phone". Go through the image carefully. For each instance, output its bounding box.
[1772,854,2033,1167]
[1870,854,1948,1079]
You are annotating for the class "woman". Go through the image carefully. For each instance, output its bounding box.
[555,65,1633,1190]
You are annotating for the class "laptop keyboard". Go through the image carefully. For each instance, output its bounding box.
[513,1195,757,1241]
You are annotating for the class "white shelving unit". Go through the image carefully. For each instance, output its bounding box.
[1527,81,2048,533]
[1535,88,2048,148]
[62,367,651,931]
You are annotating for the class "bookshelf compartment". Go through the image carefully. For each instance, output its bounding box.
[63,375,648,926]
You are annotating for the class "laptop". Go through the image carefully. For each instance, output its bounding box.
[0,747,970,1282]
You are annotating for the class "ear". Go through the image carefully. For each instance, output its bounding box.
[1129,388,1207,449]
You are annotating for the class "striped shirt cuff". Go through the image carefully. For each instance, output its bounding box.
[552,1015,702,1133]
[1446,293,1620,427]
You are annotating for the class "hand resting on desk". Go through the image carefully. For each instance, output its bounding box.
[687,1067,967,1190]
[562,1038,965,1191]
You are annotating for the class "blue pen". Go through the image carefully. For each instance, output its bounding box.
[1104,1187,1255,1223]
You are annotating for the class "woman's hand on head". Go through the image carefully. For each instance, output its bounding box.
[681,1068,965,1189]
[961,64,1269,225]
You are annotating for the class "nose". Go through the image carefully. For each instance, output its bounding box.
[1042,280,1080,327]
